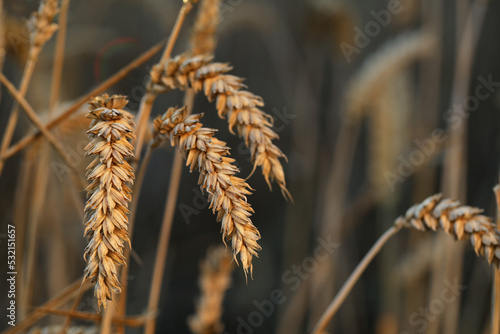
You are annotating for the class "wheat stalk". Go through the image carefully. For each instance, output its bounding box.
[83,94,135,309]
[152,106,261,275]
[188,246,234,334]
[149,54,291,200]
[313,193,500,334]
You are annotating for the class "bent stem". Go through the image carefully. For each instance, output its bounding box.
[312,225,402,334]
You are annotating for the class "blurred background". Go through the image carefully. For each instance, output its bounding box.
[1,0,500,333]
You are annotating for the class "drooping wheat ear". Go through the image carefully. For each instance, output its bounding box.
[149,54,291,200]
[190,0,221,56]
[152,106,261,276]
[188,246,234,334]
[344,30,434,123]
[394,194,500,266]
[28,0,59,55]
[83,94,135,309]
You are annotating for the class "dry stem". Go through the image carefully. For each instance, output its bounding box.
[0,39,166,162]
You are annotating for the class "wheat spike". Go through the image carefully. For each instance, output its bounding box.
[28,326,98,334]
[152,106,261,275]
[190,0,221,56]
[83,94,135,309]
[149,54,291,200]
[394,194,500,266]
[28,0,59,53]
[188,246,234,334]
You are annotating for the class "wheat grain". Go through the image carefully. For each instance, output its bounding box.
[83,94,135,309]
[149,54,291,200]
[188,246,234,334]
[152,106,261,275]
[394,194,500,266]
[190,0,221,56]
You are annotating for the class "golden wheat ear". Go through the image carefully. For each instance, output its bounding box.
[152,106,261,276]
[83,94,135,309]
[395,193,500,266]
[149,55,292,201]
[188,246,234,334]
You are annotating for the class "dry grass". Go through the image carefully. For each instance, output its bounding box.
[188,246,234,334]
[149,54,291,200]
[152,106,261,275]
[83,94,135,309]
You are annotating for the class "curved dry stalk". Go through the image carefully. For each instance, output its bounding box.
[149,54,291,199]
[313,194,500,334]
[188,246,234,334]
[83,94,135,309]
[152,106,261,274]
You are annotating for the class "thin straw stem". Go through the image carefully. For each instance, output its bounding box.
[312,225,401,334]
[143,151,184,334]
[134,1,193,160]
[48,0,70,115]
[0,49,39,178]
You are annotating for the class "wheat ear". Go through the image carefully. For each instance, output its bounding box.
[313,193,500,334]
[83,94,135,309]
[152,106,261,275]
[149,54,291,200]
[188,246,234,334]
[190,0,221,56]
